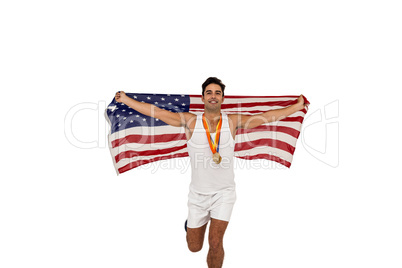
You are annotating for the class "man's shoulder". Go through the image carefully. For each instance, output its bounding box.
[227,113,241,122]
[182,112,197,119]
[226,113,243,132]
[181,112,198,129]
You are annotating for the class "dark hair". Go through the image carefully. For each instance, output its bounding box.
[202,77,225,97]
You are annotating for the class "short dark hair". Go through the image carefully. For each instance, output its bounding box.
[202,77,225,97]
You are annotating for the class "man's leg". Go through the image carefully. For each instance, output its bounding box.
[207,218,229,268]
[186,222,208,252]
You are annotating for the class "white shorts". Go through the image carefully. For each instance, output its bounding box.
[187,187,237,229]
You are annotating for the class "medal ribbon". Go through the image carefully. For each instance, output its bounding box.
[202,113,222,154]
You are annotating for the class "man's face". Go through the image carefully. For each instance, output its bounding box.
[202,83,224,111]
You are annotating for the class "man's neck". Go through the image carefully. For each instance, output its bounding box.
[204,110,222,125]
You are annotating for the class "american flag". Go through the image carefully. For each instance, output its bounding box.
[105,93,309,175]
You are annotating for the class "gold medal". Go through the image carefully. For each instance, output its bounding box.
[212,152,222,164]
[202,114,223,165]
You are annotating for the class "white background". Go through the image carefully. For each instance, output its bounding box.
[1,0,401,267]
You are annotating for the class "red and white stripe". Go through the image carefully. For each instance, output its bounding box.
[108,95,308,174]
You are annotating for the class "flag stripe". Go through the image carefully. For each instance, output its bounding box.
[109,125,185,140]
[235,145,294,163]
[118,152,189,174]
[190,100,298,110]
[235,138,295,154]
[236,125,300,138]
[115,144,188,163]
[189,94,301,99]
[115,147,189,169]
[112,133,186,148]
[235,131,297,150]
[190,108,307,115]
[236,153,291,168]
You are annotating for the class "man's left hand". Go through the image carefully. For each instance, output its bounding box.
[297,95,306,109]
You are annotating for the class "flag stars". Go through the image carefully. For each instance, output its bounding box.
[110,94,189,132]
[108,105,117,112]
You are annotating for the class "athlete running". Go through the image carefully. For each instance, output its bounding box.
[115,77,305,268]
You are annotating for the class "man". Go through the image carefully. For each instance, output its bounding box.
[115,77,305,268]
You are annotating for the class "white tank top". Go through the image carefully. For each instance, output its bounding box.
[186,112,236,194]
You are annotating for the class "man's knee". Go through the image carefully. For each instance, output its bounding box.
[188,241,203,252]
[208,237,223,250]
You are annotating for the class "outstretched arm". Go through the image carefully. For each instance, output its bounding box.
[230,95,307,130]
[115,91,194,127]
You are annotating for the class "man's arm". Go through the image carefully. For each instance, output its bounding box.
[230,95,307,130]
[115,91,193,127]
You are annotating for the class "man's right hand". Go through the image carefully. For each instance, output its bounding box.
[115,91,127,103]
